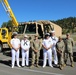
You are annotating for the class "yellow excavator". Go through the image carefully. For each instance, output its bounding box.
[0,0,19,52]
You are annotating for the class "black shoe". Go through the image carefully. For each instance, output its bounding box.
[22,66,25,68]
[26,65,29,67]
[54,64,58,67]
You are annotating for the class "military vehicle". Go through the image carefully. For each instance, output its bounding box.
[18,20,62,40]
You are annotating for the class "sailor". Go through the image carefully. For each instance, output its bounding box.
[10,32,21,68]
[42,33,53,68]
[50,30,58,65]
[21,35,30,67]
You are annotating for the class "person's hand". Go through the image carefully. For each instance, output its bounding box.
[15,48,19,52]
[24,49,28,52]
[35,50,38,53]
[47,46,52,50]
[45,48,49,50]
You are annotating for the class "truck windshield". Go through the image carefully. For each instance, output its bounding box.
[25,24,36,34]
[18,25,25,34]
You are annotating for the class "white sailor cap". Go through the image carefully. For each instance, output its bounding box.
[12,32,18,35]
[45,33,50,36]
[51,30,55,33]
[24,34,28,38]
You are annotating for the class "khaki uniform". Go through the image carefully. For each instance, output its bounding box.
[56,40,65,68]
[64,38,74,65]
[31,39,42,65]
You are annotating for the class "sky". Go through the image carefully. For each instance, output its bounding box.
[0,0,76,27]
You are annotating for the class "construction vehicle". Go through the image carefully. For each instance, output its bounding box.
[0,0,18,52]
[0,0,62,52]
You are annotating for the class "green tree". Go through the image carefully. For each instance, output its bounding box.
[7,20,13,32]
[1,20,13,32]
[1,22,7,28]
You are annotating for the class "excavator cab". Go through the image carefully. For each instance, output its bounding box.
[0,28,8,42]
[0,28,8,52]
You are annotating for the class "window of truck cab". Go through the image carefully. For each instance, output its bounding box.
[25,24,36,34]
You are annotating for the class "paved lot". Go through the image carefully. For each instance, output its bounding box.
[0,48,76,75]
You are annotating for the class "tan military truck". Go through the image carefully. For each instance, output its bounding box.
[18,20,62,40]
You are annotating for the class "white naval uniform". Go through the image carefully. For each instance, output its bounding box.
[21,39,30,66]
[51,36,58,65]
[42,38,53,67]
[10,38,20,67]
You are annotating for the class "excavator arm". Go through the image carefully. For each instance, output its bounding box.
[0,0,18,27]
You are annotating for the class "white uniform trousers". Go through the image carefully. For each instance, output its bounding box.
[11,49,20,66]
[22,49,29,66]
[52,47,58,64]
[43,49,52,67]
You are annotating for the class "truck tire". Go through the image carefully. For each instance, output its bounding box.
[0,44,2,52]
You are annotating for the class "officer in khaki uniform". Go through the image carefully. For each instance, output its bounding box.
[64,33,74,67]
[30,35,42,68]
[56,36,65,70]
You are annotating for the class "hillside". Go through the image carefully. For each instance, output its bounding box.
[51,17,76,34]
